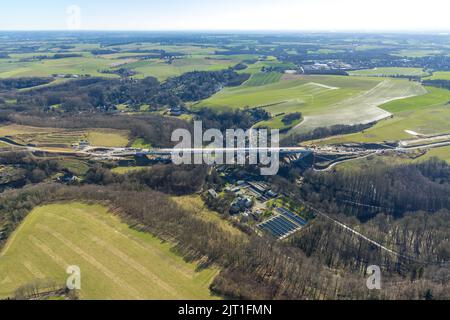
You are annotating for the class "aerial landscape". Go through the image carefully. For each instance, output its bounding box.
[0,0,450,308]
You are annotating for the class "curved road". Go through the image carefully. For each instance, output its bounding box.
[2,135,450,171]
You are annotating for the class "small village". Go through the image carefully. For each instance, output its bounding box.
[205,165,313,240]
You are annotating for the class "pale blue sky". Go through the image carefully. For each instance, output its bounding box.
[0,0,449,31]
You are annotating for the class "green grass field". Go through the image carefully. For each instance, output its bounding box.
[323,87,450,144]
[111,44,221,56]
[112,166,150,174]
[349,67,428,77]
[0,43,242,81]
[0,56,120,78]
[86,129,129,147]
[0,124,129,149]
[0,124,60,137]
[196,75,425,133]
[0,203,219,300]
[244,72,283,86]
[381,87,450,113]
[126,57,239,81]
[255,114,303,131]
[354,44,393,51]
[196,75,378,111]
[308,49,345,55]
[296,79,426,134]
[425,71,450,80]
[416,146,450,163]
[56,159,90,176]
[393,49,443,57]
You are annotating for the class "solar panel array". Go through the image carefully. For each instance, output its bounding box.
[258,207,308,239]
[259,215,300,239]
[277,208,307,226]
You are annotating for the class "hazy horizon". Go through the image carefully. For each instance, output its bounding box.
[1,0,449,32]
[1,30,450,34]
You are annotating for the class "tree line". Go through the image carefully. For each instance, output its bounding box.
[10,69,249,113]
[0,77,53,92]
[299,158,450,221]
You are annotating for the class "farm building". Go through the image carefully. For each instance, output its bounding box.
[207,189,219,199]
[230,196,253,214]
